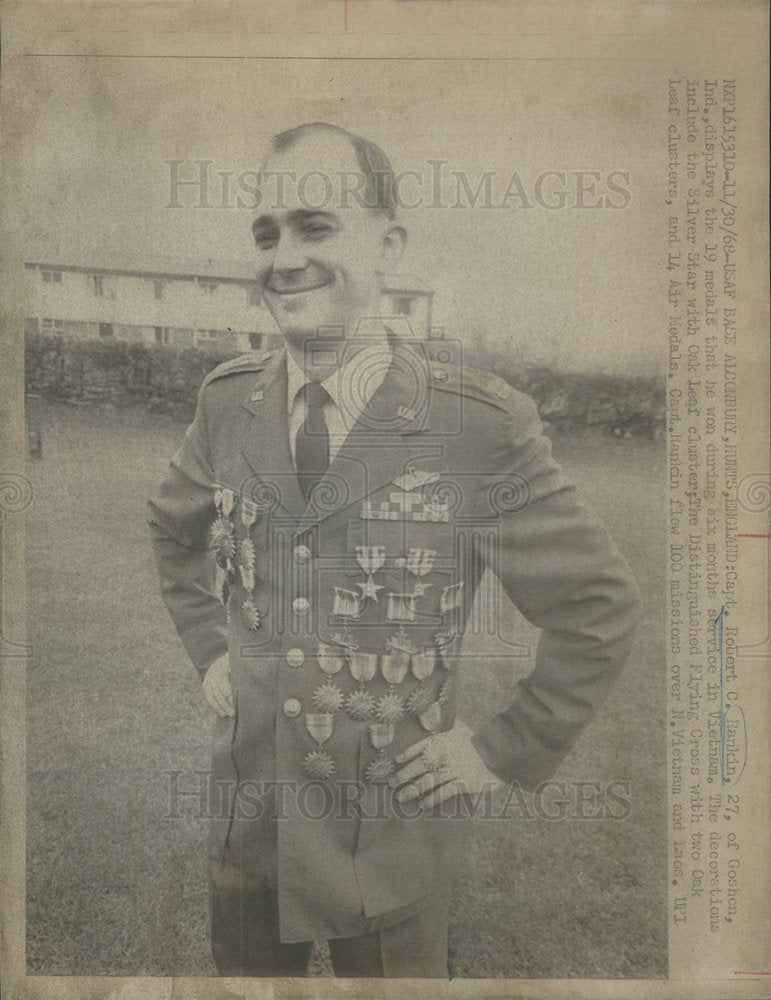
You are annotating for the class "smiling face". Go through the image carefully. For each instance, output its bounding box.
[253,130,405,356]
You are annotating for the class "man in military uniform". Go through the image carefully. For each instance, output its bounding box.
[148,122,641,978]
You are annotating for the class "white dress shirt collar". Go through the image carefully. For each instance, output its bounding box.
[286,336,393,462]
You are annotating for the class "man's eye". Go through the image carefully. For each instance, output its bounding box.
[254,232,278,249]
[303,225,333,240]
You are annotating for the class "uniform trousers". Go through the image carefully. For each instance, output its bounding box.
[210,862,451,978]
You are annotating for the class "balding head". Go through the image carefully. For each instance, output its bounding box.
[270,122,397,220]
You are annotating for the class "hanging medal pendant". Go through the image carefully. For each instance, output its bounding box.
[411,646,437,681]
[405,548,436,598]
[376,690,405,724]
[332,586,363,620]
[386,627,418,657]
[405,684,434,716]
[317,641,345,675]
[241,497,258,530]
[220,560,236,609]
[312,681,345,713]
[242,599,264,631]
[303,713,335,779]
[211,516,236,568]
[434,627,459,651]
[418,701,442,733]
[355,547,385,604]
[238,537,256,590]
[365,754,394,784]
[345,686,376,722]
[369,722,395,750]
[220,488,235,519]
[349,650,377,684]
[381,649,409,686]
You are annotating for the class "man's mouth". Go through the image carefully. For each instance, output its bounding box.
[266,279,331,295]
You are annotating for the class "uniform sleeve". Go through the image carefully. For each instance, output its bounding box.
[470,392,642,790]
[147,383,228,678]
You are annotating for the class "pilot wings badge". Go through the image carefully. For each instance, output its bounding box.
[392,470,440,494]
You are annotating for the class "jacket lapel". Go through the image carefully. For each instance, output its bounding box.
[239,349,307,521]
[297,341,434,533]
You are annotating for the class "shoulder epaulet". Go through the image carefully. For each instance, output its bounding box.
[428,362,512,409]
[202,350,275,388]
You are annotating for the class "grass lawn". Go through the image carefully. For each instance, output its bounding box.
[25,399,667,979]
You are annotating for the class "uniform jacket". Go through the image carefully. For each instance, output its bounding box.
[148,338,641,942]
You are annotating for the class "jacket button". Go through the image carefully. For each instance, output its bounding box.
[292,597,310,616]
[286,648,305,668]
[283,698,302,718]
[293,544,311,563]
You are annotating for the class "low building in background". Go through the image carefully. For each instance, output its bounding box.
[24,259,436,351]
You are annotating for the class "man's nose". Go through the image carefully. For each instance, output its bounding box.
[271,232,308,272]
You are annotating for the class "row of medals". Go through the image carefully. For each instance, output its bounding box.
[209,486,453,785]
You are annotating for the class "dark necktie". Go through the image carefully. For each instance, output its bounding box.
[295,380,330,504]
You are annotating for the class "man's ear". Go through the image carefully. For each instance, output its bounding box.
[381,225,407,270]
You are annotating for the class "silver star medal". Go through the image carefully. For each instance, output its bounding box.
[355,545,386,603]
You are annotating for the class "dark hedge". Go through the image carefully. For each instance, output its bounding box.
[25,333,665,435]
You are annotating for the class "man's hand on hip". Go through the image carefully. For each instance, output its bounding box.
[392,718,502,808]
[203,654,234,717]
